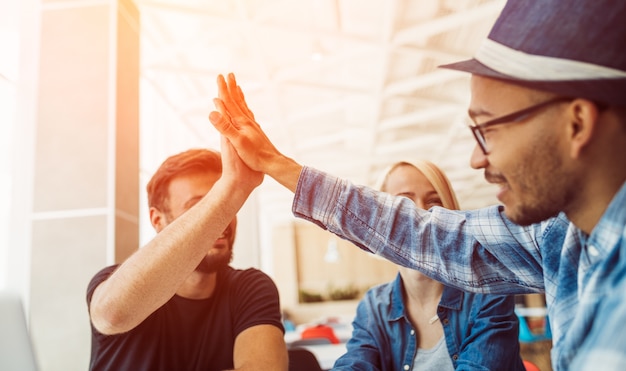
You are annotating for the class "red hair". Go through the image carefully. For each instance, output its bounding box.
[146,148,222,211]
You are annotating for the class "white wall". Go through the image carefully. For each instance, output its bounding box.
[0,0,20,290]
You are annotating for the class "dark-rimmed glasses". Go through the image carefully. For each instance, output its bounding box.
[467,96,573,155]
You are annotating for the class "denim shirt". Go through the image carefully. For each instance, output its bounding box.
[293,166,626,371]
[332,274,524,371]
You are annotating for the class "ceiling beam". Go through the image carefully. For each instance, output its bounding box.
[383,69,463,97]
[373,134,441,155]
[378,104,459,131]
[392,0,505,46]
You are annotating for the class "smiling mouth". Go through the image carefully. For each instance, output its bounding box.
[484,171,510,200]
[484,170,506,184]
[495,183,508,200]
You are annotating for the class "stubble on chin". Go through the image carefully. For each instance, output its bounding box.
[506,203,561,226]
[503,143,569,226]
[195,249,233,273]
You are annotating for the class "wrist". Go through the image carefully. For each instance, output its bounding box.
[267,156,302,193]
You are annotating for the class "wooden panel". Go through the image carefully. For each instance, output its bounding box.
[294,223,398,302]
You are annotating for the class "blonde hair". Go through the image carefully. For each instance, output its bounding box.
[377,160,460,210]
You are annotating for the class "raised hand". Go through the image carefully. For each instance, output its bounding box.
[209,73,303,192]
[209,74,277,171]
[219,135,264,194]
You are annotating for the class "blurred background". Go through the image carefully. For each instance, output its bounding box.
[0,0,507,369]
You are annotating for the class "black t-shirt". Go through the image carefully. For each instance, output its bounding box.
[86,265,283,371]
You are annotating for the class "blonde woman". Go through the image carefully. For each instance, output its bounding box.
[333,161,524,371]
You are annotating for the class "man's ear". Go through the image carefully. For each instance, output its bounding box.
[149,207,167,233]
[567,99,601,159]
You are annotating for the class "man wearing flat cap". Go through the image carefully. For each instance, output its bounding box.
[209,0,626,370]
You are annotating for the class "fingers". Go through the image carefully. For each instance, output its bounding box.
[236,86,255,120]
[220,134,265,190]
[217,73,246,118]
[214,72,264,132]
[227,73,240,104]
[216,74,236,114]
[211,74,254,142]
[208,111,237,137]
[213,98,237,128]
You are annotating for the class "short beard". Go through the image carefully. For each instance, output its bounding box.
[510,202,562,226]
[195,249,233,274]
[505,136,572,226]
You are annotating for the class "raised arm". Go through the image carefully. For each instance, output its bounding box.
[209,73,302,192]
[88,138,263,334]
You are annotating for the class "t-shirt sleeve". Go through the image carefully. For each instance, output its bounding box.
[86,265,119,309]
[230,268,284,337]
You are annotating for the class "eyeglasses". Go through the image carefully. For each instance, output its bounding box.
[467,96,572,155]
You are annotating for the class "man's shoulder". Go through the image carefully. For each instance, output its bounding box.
[223,265,265,275]
[90,265,119,284]
[86,265,119,303]
[217,267,282,309]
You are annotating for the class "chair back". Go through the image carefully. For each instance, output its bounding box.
[518,315,552,343]
[288,347,324,371]
[289,337,332,348]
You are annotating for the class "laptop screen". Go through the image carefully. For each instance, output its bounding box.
[0,291,39,371]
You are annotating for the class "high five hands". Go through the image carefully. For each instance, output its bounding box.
[209,73,303,192]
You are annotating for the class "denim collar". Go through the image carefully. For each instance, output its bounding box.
[585,181,626,266]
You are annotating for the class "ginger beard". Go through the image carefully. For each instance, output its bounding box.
[196,222,236,274]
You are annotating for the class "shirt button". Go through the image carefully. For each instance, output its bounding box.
[410,329,415,336]
[404,365,410,370]
[588,245,599,256]
[452,354,459,360]
[443,318,449,325]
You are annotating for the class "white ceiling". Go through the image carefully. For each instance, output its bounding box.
[135,0,505,224]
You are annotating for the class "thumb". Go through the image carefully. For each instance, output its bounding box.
[209,111,236,137]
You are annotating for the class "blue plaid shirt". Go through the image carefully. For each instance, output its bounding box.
[293,166,626,371]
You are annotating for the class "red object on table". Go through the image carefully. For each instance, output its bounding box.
[523,360,540,371]
[301,325,340,344]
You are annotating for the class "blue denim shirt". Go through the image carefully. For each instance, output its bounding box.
[332,274,524,371]
[293,166,626,371]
